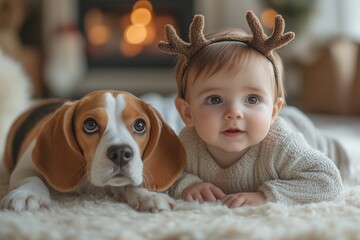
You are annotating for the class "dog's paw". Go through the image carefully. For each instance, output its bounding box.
[126,190,176,212]
[1,190,51,211]
[1,177,51,211]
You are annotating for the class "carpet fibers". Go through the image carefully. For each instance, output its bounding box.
[1,184,360,240]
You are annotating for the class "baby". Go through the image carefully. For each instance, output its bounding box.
[158,11,346,208]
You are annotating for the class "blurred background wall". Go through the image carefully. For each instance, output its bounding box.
[1,0,360,115]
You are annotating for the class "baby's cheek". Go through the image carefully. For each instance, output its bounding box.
[249,117,272,142]
[195,114,218,132]
[194,116,218,141]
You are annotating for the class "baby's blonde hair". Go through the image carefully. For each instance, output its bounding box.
[175,29,285,103]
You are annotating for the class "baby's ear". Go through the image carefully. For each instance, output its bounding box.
[175,97,194,127]
[272,97,284,122]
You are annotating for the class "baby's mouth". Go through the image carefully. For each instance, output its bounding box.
[222,128,244,136]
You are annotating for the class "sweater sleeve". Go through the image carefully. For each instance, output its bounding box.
[280,106,350,178]
[258,131,343,205]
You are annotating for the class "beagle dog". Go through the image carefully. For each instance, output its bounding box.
[1,90,186,212]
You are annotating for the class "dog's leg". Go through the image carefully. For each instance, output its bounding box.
[112,186,176,212]
[1,176,51,211]
[1,142,51,211]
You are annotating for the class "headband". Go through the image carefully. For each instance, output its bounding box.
[158,10,295,98]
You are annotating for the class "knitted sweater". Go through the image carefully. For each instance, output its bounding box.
[169,112,344,205]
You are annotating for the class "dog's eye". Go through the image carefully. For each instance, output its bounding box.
[133,118,146,135]
[83,118,99,134]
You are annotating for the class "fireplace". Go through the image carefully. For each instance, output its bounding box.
[66,0,195,98]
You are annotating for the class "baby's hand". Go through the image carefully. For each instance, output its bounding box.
[221,192,266,208]
[181,182,225,203]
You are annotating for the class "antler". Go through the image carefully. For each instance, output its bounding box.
[157,10,295,98]
[246,10,295,57]
[158,15,209,60]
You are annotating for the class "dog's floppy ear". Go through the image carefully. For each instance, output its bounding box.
[141,102,186,192]
[32,101,85,192]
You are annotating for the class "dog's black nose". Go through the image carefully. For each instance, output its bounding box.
[107,145,134,167]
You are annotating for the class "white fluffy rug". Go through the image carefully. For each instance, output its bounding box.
[1,183,360,240]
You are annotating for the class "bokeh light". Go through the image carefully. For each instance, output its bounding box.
[133,0,153,11]
[88,24,111,45]
[131,8,152,25]
[125,24,147,44]
[261,8,278,29]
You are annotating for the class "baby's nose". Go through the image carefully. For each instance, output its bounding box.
[224,104,244,120]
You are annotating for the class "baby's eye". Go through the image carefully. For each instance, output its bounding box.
[245,95,259,105]
[207,95,223,105]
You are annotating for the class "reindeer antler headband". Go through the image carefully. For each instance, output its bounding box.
[158,10,295,98]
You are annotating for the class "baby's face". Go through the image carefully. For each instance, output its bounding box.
[185,62,280,157]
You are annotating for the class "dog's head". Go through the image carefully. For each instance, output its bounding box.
[32,90,186,192]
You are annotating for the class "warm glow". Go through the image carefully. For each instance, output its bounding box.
[119,14,131,29]
[155,16,177,41]
[261,8,278,29]
[133,0,153,12]
[85,9,104,26]
[125,25,147,44]
[88,24,111,45]
[131,8,152,25]
[143,23,156,44]
[119,40,143,57]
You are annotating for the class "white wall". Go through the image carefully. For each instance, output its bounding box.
[196,0,360,57]
[195,0,261,32]
[306,0,360,41]
[337,0,360,41]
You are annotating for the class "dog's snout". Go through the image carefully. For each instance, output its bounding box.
[107,145,134,167]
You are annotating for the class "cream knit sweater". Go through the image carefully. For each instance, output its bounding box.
[169,108,344,205]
